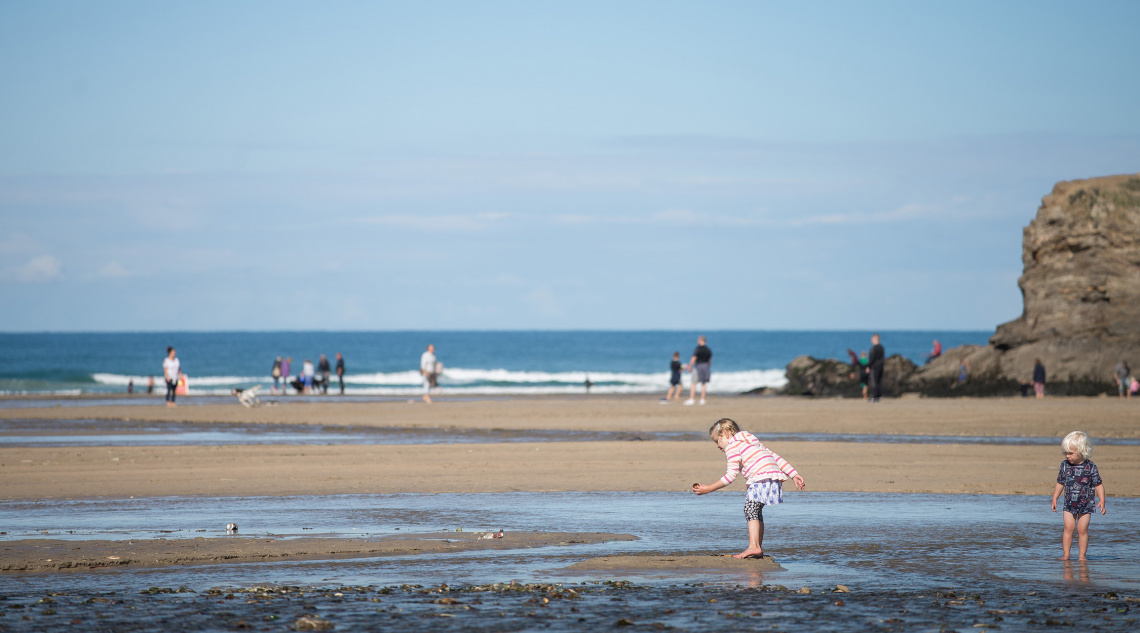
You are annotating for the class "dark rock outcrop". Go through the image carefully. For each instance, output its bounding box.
[908,173,1140,395]
[782,354,917,397]
[777,173,1140,397]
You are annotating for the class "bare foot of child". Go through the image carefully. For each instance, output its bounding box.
[1059,554,1070,560]
[733,547,764,559]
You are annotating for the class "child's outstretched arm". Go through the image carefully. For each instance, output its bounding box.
[1051,482,1064,512]
[1095,483,1107,515]
[692,480,726,495]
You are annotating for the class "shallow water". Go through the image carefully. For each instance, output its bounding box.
[2,492,1136,631]
[2,492,1136,589]
[6,418,1138,448]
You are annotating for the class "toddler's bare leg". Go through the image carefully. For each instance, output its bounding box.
[1076,513,1092,560]
[734,520,765,559]
[1060,511,1076,560]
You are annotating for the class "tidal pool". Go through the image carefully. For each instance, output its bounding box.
[2,492,1136,631]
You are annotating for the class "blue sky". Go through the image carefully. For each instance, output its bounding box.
[1,1,1137,331]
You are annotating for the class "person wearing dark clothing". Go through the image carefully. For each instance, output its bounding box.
[335,353,345,395]
[1033,359,1046,399]
[867,334,885,402]
[663,351,684,402]
[317,354,331,394]
[685,335,713,405]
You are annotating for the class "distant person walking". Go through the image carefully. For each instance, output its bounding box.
[281,357,292,395]
[335,353,345,395]
[317,354,331,394]
[1114,361,1130,398]
[685,335,712,406]
[162,346,180,408]
[420,344,437,404]
[146,375,154,394]
[867,334,885,403]
[1033,359,1047,399]
[662,351,684,403]
[301,359,315,394]
[271,356,282,395]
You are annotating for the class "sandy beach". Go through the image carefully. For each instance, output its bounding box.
[3,396,1138,500]
[5,394,1140,437]
[0,531,634,573]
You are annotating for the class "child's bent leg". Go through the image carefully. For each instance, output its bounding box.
[1076,513,1092,560]
[1060,511,1076,560]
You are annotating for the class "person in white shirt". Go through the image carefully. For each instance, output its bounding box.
[162,346,180,408]
[301,359,315,394]
[420,344,437,404]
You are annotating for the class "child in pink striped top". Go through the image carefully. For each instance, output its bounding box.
[693,418,806,559]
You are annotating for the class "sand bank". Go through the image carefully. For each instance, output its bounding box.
[3,395,1138,438]
[565,553,779,572]
[4,441,1138,500]
[0,531,634,573]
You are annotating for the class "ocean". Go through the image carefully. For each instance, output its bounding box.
[0,330,991,396]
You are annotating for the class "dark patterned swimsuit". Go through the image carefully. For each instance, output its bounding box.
[1057,460,1102,516]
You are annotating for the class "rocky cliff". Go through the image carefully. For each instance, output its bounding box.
[779,173,1140,397]
[912,173,1140,395]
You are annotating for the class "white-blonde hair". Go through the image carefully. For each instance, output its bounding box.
[709,418,740,441]
[1061,431,1092,460]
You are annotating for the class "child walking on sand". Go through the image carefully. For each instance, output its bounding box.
[693,418,805,559]
[1051,430,1107,560]
[661,352,684,403]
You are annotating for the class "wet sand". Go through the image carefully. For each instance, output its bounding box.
[0,531,633,573]
[3,396,1140,500]
[4,394,1139,438]
[566,553,780,572]
[3,441,1138,500]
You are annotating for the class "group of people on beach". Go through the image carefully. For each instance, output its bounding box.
[154,342,1111,563]
[270,354,346,395]
[661,335,714,405]
[694,418,1107,561]
[847,333,887,401]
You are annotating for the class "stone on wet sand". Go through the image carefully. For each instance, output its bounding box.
[294,615,334,630]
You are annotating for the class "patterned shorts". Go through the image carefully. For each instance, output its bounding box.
[743,480,783,522]
[746,479,783,505]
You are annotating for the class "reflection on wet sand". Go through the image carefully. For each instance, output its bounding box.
[1062,560,1091,583]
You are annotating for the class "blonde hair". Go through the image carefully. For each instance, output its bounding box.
[708,418,740,441]
[1062,431,1093,460]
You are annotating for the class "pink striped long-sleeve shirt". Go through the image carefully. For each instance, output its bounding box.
[720,431,799,486]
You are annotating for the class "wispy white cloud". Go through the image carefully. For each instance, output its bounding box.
[98,261,131,277]
[549,203,940,228]
[780,203,930,227]
[2,255,64,283]
[359,212,509,231]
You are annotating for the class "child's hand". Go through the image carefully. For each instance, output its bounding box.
[1098,498,1107,515]
[1051,498,1057,512]
[792,475,806,491]
[692,483,711,495]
